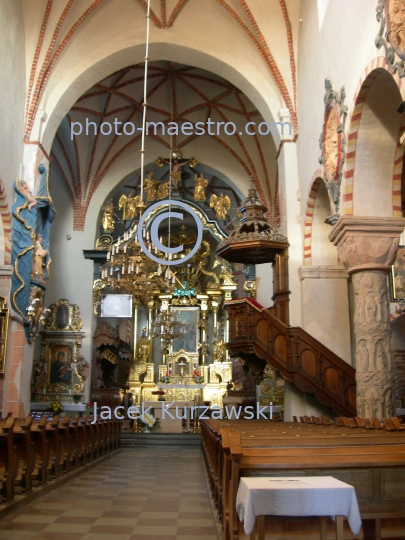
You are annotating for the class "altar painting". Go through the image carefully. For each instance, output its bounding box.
[49,344,72,386]
[171,307,199,353]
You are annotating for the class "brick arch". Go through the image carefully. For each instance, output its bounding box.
[0,180,12,265]
[303,170,325,265]
[342,57,405,217]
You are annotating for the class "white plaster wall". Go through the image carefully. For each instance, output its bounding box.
[352,71,402,217]
[45,175,95,401]
[299,268,351,362]
[255,263,273,308]
[311,181,338,266]
[0,0,26,219]
[297,1,385,216]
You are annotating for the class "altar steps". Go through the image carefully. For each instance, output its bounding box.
[120,431,201,447]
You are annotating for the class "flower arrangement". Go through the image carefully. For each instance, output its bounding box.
[193,369,204,384]
[49,400,64,414]
[160,371,171,384]
[137,410,160,431]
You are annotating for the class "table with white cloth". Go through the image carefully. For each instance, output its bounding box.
[236,476,362,540]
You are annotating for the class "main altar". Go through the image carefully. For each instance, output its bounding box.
[87,162,241,411]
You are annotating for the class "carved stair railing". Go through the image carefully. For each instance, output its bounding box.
[225,298,356,417]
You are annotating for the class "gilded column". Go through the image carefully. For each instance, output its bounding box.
[329,216,405,418]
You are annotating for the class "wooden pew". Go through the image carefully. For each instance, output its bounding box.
[0,418,19,502]
[201,419,405,540]
[13,416,35,493]
[31,415,50,486]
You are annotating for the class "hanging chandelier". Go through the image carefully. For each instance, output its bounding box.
[151,310,186,363]
[99,223,176,305]
[216,183,289,264]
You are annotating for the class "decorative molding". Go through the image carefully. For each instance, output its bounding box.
[318,79,348,222]
[329,216,405,275]
[376,0,405,77]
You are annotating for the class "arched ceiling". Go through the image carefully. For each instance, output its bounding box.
[23,0,299,150]
[50,61,278,230]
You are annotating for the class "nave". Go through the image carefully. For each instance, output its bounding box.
[0,447,218,540]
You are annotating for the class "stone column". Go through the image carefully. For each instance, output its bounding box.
[329,216,405,418]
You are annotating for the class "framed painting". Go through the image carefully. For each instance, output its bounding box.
[391,246,405,301]
[171,307,199,353]
[48,343,73,388]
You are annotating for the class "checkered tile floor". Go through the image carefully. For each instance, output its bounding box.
[0,447,219,540]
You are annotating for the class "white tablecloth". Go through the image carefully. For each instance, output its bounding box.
[236,476,362,536]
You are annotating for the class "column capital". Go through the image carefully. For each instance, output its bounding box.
[329,216,405,274]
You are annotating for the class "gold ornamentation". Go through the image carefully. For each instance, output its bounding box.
[194,173,208,201]
[136,327,151,363]
[212,338,226,363]
[118,193,142,220]
[157,181,170,199]
[93,279,107,315]
[144,172,158,201]
[210,193,231,220]
[155,153,198,190]
[243,280,256,298]
[101,200,115,232]
[44,299,83,332]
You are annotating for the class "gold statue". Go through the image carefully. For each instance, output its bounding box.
[212,337,226,362]
[210,193,231,220]
[144,172,158,201]
[101,200,115,232]
[157,181,170,200]
[137,327,151,363]
[32,234,48,281]
[194,173,208,201]
[118,193,141,220]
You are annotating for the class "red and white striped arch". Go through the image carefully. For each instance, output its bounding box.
[342,57,405,217]
[303,170,324,266]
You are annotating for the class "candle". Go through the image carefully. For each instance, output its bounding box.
[19,164,23,180]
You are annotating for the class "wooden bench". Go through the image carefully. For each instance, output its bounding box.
[201,419,405,540]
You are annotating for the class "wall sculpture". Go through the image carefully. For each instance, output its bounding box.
[11,165,56,342]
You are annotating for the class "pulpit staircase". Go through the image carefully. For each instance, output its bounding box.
[225,298,356,417]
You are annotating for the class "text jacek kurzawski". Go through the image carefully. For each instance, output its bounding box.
[90,401,274,423]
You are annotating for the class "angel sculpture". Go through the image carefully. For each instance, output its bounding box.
[209,192,231,220]
[118,193,141,221]
[144,172,158,201]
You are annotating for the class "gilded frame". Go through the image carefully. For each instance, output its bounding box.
[0,297,10,374]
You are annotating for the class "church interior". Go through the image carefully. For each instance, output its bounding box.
[2,0,405,539]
